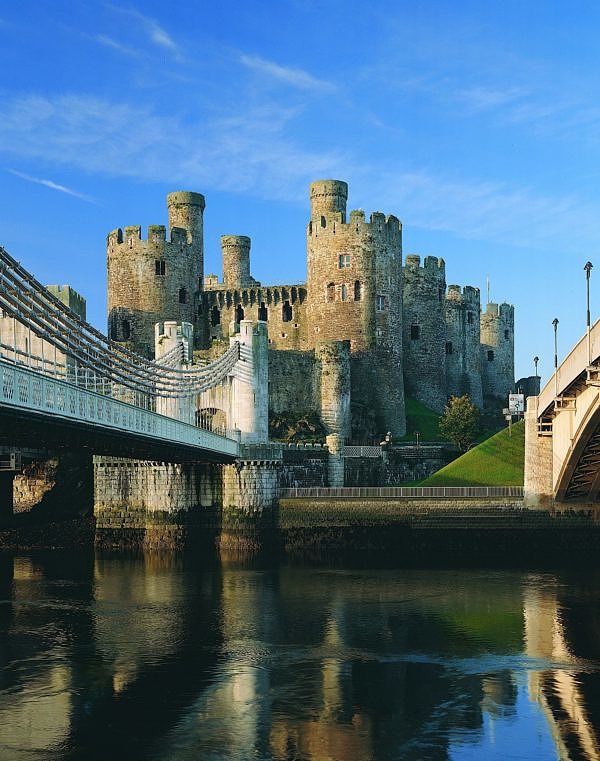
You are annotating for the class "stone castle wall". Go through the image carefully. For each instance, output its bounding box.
[105,181,515,444]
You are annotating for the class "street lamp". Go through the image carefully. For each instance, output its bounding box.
[553,318,559,397]
[533,355,539,395]
[533,355,539,377]
[585,261,593,365]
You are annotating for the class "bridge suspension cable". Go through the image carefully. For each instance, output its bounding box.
[0,247,239,399]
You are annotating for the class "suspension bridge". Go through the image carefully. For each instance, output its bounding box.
[0,247,257,463]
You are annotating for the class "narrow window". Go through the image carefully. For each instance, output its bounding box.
[354,280,362,301]
[504,329,510,339]
[320,216,326,228]
[211,306,220,327]
[487,350,494,361]
[376,294,386,312]
[467,311,474,324]
[128,238,133,249]
[122,320,131,340]
[178,288,187,304]
[282,300,292,322]
[338,254,351,269]
[326,282,335,302]
[258,302,268,321]
[341,284,348,302]
[197,304,203,316]
[410,324,420,340]
[438,288,443,302]
[445,341,453,355]
[235,304,244,322]
[155,260,166,276]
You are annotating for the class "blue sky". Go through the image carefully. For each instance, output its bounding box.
[1,0,600,385]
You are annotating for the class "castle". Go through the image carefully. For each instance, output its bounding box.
[106,180,515,442]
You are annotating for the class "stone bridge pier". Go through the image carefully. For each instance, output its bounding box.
[95,319,281,551]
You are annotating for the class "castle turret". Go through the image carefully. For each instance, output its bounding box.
[445,285,483,408]
[221,235,253,289]
[310,179,348,219]
[306,180,405,438]
[480,302,515,402]
[167,191,205,274]
[107,191,205,358]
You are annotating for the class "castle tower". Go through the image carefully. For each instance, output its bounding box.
[402,255,447,412]
[221,235,253,289]
[444,285,483,408]
[480,302,515,402]
[306,180,405,438]
[107,191,205,358]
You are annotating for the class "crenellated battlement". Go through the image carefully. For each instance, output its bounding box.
[446,284,480,306]
[307,208,401,240]
[484,302,514,321]
[404,254,446,280]
[107,225,191,248]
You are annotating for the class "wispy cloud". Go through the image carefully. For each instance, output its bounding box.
[7,169,96,203]
[240,54,335,92]
[106,5,182,61]
[94,34,141,58]
[2,93,600,256]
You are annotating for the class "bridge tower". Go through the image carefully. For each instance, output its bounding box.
[107,191,205,358]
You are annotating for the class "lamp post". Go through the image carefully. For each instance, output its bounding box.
[585,261,593,365]
[533,355,539,395]
[553,318,559,397]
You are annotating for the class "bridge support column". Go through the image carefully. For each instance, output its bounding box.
[524,403,554,507]
[0,473,13,521]
[220,458,281,552]
[94,457,222,550]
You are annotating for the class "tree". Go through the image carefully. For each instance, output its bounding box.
[439,395,480,451]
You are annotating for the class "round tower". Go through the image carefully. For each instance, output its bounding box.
[167,191,205,267]
[309,180,348,219]
[221,235,252,289]
[402,255,447,412]
[306,179,405,438]
[444,285,483,408]
[107,191,205,358]
[480,303,515,402]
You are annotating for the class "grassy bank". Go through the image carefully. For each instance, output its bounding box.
[420,421,524,486]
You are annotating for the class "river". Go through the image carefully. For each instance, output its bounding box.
[0,550,598,760]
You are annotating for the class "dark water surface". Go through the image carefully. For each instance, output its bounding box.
[0,551,599,760]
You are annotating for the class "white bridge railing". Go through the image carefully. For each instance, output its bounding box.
[280,486,524,499]
[0,359,239,458]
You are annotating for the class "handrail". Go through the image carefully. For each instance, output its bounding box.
[280,486,524,498]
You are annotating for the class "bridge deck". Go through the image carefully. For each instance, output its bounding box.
[0,359,239,462]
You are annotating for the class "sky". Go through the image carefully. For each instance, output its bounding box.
[1,0,600,386]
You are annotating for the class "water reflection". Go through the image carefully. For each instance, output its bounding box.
[0,554,598,760]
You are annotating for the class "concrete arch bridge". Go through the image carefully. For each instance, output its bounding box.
[525,319,600,505]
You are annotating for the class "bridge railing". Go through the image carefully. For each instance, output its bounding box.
[0,359,239,457]
[280,486,524,499]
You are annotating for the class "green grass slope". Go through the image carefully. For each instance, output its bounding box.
[420,421,524,486]
[399,397,446,442]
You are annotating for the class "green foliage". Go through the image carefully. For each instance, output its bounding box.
[421,421,524,486]
[398,397,446,442]
[438,395,480,451]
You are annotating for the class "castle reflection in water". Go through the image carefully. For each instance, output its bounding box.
[0,552,598,761]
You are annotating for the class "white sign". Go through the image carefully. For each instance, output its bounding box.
[508,393,525,414]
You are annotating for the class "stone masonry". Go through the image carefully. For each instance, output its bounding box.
[106,180,516,444]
